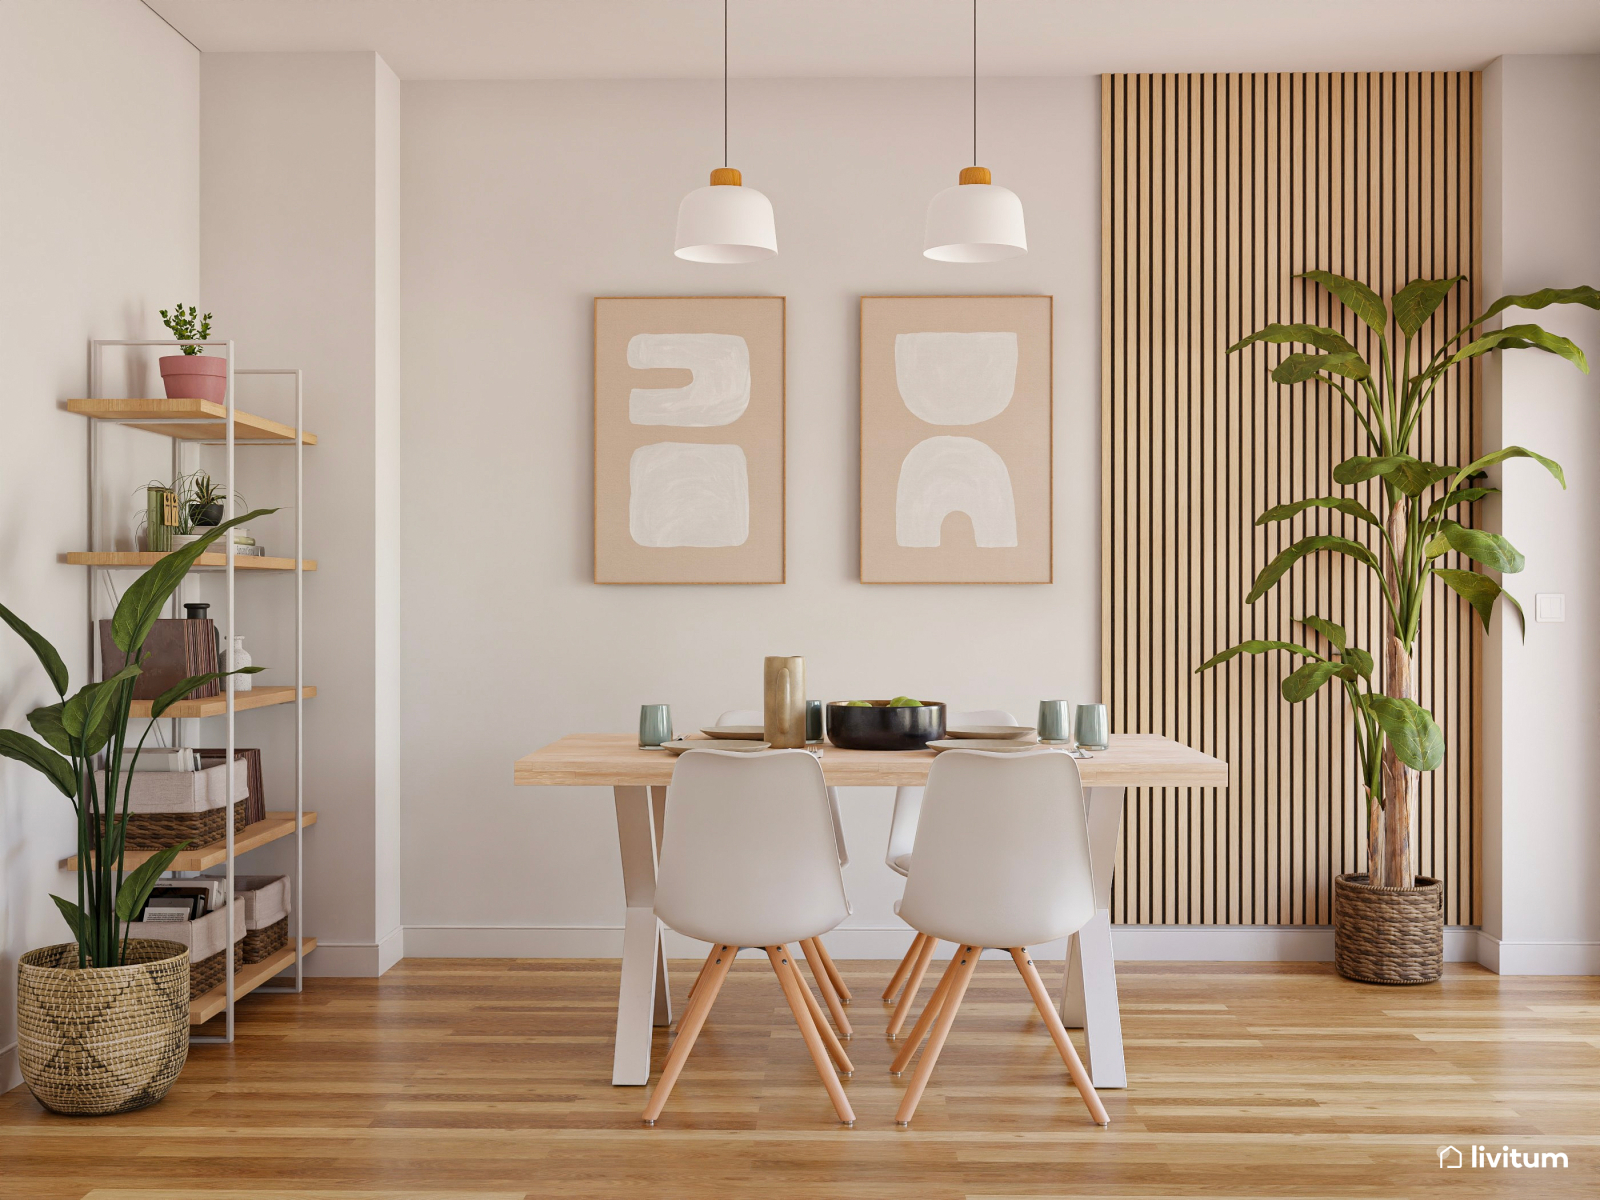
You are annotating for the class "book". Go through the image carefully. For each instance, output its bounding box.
[99,619,221,700]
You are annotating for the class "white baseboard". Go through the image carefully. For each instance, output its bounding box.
[305,926,404,978]
[1475,931,1600,975]
[1,1040,16,1096]
[398,923,1484,964]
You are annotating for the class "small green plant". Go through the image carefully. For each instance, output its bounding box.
[157,470,245,533]
[158,303,212,356]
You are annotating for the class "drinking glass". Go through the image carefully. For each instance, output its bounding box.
[638,704,673,749]
[1074,702,1110,751]
[806,699,824,744]
[1038,699,1074,744]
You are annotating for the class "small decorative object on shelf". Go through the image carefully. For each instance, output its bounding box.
[144,486,179,552]
[229,635,253,691]
[157,303,225,403]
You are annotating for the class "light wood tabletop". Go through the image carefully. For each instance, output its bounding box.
[515,731,1228,789]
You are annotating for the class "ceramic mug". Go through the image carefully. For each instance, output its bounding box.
[638,704,673,749]
[1038,699,1074,744]
[1074,702,1110,751]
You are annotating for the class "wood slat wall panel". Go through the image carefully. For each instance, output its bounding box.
[1102,72,1481,926]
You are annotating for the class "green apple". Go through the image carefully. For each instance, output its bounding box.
[888,696,922,707]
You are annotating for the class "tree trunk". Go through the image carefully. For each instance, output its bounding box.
[1375,497,1415,889]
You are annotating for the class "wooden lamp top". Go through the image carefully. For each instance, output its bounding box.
[959,166,992,185]
[710,167,742,186]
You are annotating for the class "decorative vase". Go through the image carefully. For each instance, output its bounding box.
[17,940,191,1114]
[159,354,227,405]
[229,634,253,691]
[1332,874,1443,985]
[762,655,807,749]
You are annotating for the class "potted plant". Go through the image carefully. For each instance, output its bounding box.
[1,511,268,1113]
[167,470,245,547]
[1200,275,1596,984]
[157,303,225,404]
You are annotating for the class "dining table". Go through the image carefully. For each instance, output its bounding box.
[514,732,1228,1088]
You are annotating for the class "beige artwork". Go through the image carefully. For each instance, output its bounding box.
[594,296,785,584]
[859,295,1052,583]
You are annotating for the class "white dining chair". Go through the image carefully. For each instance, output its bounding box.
[711,708,854,1037]
[881,708,1018,1038]
[645,748,855,1126]
[887,747,1109,1128]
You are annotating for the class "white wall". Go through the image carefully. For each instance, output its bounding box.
[1481,54,1600,975]
[399,77,1100,957]
[0,0,199,1091]
[200,52,404,976]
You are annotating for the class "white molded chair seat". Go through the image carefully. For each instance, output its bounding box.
[647,748,856,1125]
[718,709,847,867]
[888,747,1108,1127]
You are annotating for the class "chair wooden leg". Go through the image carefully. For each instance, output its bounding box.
[1010,948,1111,1126]
[788,945,854,1075]
[885,934,938,1038]
[766,946,856,1125]
[881,933,925,1002]
[889,950,962,1074]
[800,937,853,1039]
[643,944,735,1124]
[813,936,851,1003]
[894,945,980,1126]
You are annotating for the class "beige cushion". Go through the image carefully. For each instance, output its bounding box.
[126,761,249,814]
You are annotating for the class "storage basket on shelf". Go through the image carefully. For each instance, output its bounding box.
[223,875,291,964]
[125,897,246,1000]
[99,758,250,850]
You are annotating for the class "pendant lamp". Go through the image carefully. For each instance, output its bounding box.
[675,0,777,263]
[924,0,1026,262]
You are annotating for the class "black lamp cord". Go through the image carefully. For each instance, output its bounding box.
[724,0,729,169]
[972,0,978,166]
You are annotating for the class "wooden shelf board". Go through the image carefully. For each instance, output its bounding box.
[66,551,317,572]
[127,684,315,719]
[66,398,318,444]
[190,938,318,1026]
[61,811,318,871]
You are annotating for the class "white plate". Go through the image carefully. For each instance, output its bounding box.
[664,738,770,755]
[944,726,1038,740]
[701,725,764,739]
[926,739,1051,753]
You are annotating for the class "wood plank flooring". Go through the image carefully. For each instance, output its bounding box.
[3,959,1598,1198]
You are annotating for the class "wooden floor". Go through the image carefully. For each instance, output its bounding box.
[3,958,1599,1198]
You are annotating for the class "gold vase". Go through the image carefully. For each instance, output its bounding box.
[763,656,807,749]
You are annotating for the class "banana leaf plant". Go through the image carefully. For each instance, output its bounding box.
[1200,276,1598,889]
[0,509,272,968]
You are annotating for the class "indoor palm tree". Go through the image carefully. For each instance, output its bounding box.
[1200,275,1595,974]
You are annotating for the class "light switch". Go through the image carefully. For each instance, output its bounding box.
[1535,593,1566,623]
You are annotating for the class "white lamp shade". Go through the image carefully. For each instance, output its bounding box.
[923,181,1027,262]
[675,181,778,263]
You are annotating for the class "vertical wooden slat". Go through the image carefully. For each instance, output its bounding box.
[1103,72,1481,928]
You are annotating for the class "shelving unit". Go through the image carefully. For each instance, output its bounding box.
[77,340,316,1045]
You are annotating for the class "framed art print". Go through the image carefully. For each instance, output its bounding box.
[594,296,785,583]
[859,295,1052,583]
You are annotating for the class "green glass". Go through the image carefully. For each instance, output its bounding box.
[806,699,824,744]
[1038,699,1074,744]
[1074,702,1110,751]
[638,704,673,749]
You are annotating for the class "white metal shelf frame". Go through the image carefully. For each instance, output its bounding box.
[84,339,309,1044]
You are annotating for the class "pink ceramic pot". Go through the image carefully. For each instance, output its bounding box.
[159,354,227,404]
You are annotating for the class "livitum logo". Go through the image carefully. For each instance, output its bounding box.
[1438,1144,1570,1170]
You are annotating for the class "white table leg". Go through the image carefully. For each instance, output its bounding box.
[1061,785,1127,1089]
[612,784,672,1086]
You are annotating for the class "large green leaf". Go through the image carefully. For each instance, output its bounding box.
[1333,454,1412,485]
[1428,486,1497,519]
[1247,536,1383,603]
[1271,351,1370,383]
[1331,454,1455,496]
[1299,270,1389,334]
[1282,660,1352,702]
[114,843,192,924]
[1196,640,1321,673]
[1451,446,1565,493]
[27,702,73,756]
[1475,285,1600,325]
[1227,323,1359,355]
[1435,568,1525,636]
[1256,496,1380,527]
[149,666,265,720]
[111,508,276,653]
[1297,615,1347,650]
[0,601,70,698]
[1442,523,1526,573]
[60,663,141,757]
[1366,695,1445,772]
[1393,276,1465,336]
[1445,323,1587,374]
[0,730,78,798]
[50,895,87,944]
[1340,646,1375,680]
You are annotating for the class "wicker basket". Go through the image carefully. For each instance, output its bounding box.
[188,941,245,1000]
[100,799,249,851]
[1333,873,1443,984]
[17,939,190,1115]
[242,916,288,965]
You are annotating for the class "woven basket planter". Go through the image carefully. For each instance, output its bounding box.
[1333,873,1443,985]
[17,939,190,1115]
[99,798,249,851]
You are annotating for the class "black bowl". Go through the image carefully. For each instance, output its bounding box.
[826,701,946,751]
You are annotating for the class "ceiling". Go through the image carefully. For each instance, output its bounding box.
[146,0,1600,79]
